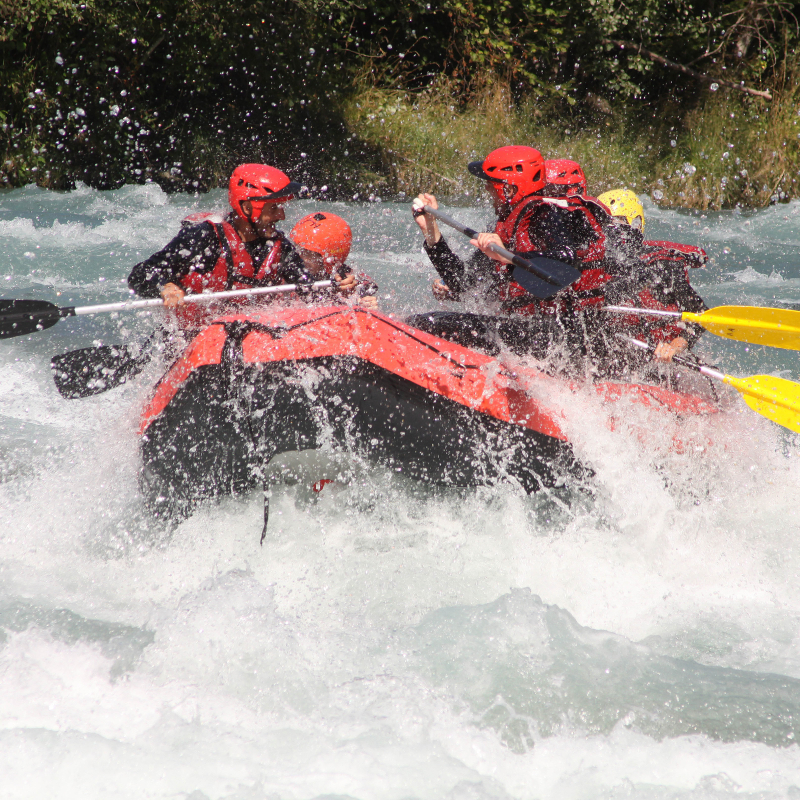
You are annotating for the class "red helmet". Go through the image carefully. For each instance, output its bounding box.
[468,146,545,205]
[290,212,352,269]
[545,159,587,196]
[228,163,301,222]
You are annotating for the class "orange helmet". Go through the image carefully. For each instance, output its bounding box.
[228,163,301,222]
[290,212,352,269]
[545,159,587,196]
[468,146,545,205]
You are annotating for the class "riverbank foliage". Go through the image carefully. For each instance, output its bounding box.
[2,0,798,208]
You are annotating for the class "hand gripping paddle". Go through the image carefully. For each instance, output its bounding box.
[621,335,800,434]
[417,204,581,300]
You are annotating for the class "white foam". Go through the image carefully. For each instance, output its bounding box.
[2,186,800,799]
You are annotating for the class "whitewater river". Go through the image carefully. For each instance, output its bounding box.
[2,183,800,800]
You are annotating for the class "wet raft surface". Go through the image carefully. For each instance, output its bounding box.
[140,308,590,518]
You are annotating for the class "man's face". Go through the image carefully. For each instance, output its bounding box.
[612,214,642,231]
[253,201,286,236]
[487,182,511,218]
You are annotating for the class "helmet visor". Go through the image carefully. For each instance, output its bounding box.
[468,160,504,183]
[248,180,302,202]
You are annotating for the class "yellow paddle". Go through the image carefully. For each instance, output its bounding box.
[606,304,800,351]
[622,336,800,434]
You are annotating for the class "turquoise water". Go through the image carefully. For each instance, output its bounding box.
[1,184,800,799]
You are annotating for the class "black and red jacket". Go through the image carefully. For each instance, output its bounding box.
[602,226,708,346]
[128,213,310,299]
[496,195,616,314]
[424,193,612,315]
[128,213,314,327]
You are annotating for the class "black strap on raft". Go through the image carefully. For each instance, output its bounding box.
[216,319,275,545]
[260,487,271,545]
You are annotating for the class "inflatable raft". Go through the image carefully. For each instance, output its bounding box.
[138,305,719,519]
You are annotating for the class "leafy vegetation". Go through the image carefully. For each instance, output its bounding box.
[1,0,798,207]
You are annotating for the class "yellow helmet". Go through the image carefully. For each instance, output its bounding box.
[597,189,645,233]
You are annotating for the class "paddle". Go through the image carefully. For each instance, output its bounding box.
[52,341,155,399]
[0,280,333,340]
[39,281,334,399]
[416,204,582,300]
[606,304,800,351]
[621,335,800,434]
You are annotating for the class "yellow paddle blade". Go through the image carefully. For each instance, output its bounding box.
[684,306,800,350]
[724,373,800,433]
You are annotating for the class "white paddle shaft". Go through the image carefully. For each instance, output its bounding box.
[605,305,682,319]
[623,335,725,380]
[72,281,334,317]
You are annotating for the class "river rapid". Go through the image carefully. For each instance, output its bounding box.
[2,184,800,800]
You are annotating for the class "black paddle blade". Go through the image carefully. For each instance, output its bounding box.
[511,256,582,301]
[51,344,150,399]
[0,299,63,339]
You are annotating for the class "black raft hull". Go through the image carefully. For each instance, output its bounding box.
[140,356,586,520]
[138,307,590,520]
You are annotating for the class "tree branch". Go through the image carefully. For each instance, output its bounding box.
[140,33,166,70]
[602,39,773,100]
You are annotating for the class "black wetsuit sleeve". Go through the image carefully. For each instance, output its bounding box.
[355,271,378,296]
[645,260,707,346]
[423,237,498,297]
[424,238,468,293]
[653,261,707,314]
[128,223,221,298]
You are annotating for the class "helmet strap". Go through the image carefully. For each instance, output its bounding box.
[232,203,260,242]
[239,200,259,226]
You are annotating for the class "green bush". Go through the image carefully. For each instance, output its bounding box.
[341,73,800,209]
[1,0,798,206]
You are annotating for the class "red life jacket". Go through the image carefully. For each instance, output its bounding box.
[627,242,707,342]
[492,195,611,315]
[179,215,283,294]
[640,240,708,279]
[176,213,284,327]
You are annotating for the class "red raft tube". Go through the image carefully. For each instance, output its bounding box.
[138,306,718,520]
